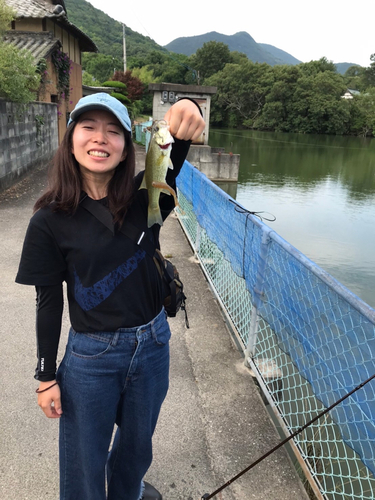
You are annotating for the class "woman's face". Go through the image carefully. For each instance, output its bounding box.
[71,109,127,179]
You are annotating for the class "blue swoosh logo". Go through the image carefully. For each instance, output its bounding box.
[74,249,146,311]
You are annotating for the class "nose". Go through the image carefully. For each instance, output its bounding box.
[93,127,107,144]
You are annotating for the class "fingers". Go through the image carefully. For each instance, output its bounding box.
[37,385,63,419]
[164,100,206,141]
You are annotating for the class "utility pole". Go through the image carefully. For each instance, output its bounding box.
[123,24,127,72]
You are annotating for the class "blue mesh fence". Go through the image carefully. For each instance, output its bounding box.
[176,160,375,500]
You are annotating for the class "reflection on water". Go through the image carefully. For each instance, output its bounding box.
[209,129,375,309]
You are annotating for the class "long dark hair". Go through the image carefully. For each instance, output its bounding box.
[34,121,136,226]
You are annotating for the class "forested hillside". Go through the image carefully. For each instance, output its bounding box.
[64,0,164,60]
[259,44,301,65]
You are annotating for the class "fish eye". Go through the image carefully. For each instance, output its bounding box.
[154,126,159,132]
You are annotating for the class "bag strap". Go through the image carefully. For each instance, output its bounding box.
[80,195,156,258]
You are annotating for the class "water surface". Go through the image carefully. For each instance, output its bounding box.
[209,129,375,309]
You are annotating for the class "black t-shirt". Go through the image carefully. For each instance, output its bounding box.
[16,138,191,380]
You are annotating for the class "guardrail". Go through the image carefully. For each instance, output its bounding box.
[176,160,375,500]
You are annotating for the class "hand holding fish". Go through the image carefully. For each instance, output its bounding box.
[140,100,205,228]
[164,99,205,141]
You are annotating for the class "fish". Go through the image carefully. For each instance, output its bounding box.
[139,119,178,227]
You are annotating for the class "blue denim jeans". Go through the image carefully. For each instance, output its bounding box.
[56,308,170,500]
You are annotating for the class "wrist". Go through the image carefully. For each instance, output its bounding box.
[36,381,59,394]
[39,379,56,386]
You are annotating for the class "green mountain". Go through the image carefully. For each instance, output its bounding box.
[335,62,362,74]
[165,31,288,65]
[259,43,301,65]
[64,0,165,60]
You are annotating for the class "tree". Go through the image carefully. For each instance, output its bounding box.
[82,53,122,84]
[362,53,375,88]
[299,57,337,77]
[0,0,13,30]
[344,65,366,92]
[254,65,301,131]
[347,88,375,136]
[192,41,232,82]
[0,0,39,103]
[206,60,274,127]
[111,70,144,101]
[82,71,97,86]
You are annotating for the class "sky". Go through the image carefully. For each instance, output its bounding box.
[86,0,374,67]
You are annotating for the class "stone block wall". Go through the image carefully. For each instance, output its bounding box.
[0,99,58,191]
[187,145,240,181]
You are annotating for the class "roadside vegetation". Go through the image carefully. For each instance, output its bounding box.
[0,0,40,104]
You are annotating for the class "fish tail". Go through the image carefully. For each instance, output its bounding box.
[147,206,164,228]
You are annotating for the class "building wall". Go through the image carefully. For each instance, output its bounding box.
[187,145,240,181]
[149,84,217,145]
[13,17,84,142]
[0,100,58,192]
[13,18,42,31]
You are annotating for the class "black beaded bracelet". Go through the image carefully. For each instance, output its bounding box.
[35,381,59,394]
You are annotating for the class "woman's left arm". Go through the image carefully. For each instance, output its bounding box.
[164,99,205,142]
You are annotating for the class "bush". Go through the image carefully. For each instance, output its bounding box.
[0,44,39,103]
[102,80,127,90]
[109,92,131,106]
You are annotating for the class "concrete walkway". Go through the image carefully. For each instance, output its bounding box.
[0,146,309,500]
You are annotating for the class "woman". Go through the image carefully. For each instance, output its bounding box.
[16,93,205,500]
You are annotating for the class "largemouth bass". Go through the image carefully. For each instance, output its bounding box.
[139,119,178,227]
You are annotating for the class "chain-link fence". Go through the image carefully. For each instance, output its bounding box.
[176,161,375,500]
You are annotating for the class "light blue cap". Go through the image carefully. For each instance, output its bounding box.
[68,93,132,135]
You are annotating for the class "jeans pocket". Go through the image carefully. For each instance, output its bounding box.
[71,332,113,359]
[153,322,172,346]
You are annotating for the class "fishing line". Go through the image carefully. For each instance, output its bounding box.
[228,198,276,223]
[201,371,375,499]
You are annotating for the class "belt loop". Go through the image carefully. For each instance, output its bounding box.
[111,331,119,347]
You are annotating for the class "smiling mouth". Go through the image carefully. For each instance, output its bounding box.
[88,151,109,158]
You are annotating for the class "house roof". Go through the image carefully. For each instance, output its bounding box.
[3,30,61,62]
[5,0,97,52]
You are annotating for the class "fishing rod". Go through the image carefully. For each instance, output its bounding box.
[201,371,375,499]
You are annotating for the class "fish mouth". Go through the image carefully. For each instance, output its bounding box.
[159,143,172,150]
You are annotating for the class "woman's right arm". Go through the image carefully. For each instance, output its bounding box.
[35,284,64,418]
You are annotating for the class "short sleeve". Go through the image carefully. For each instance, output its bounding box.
[15,210,66,286]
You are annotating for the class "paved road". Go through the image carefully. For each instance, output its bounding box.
[0,152,309,499]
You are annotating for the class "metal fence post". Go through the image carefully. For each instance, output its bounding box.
[244,305,259,362]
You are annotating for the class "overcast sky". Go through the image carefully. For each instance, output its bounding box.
[86,0,374,67]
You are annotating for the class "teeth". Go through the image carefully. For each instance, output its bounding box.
[88,151,109,157]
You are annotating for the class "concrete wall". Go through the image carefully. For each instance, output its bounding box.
[0,99,58,192]
[149,83,217,146]
[187,145,240,181]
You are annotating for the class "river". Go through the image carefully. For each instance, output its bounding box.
[208,129,375,309]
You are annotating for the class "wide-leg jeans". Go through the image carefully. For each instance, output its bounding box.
[56,308,170,500]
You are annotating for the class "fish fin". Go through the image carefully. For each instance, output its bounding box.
[152,182,179,208]
[139,173,147,190]
[168,158,174,170]
[147,206,164,228]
